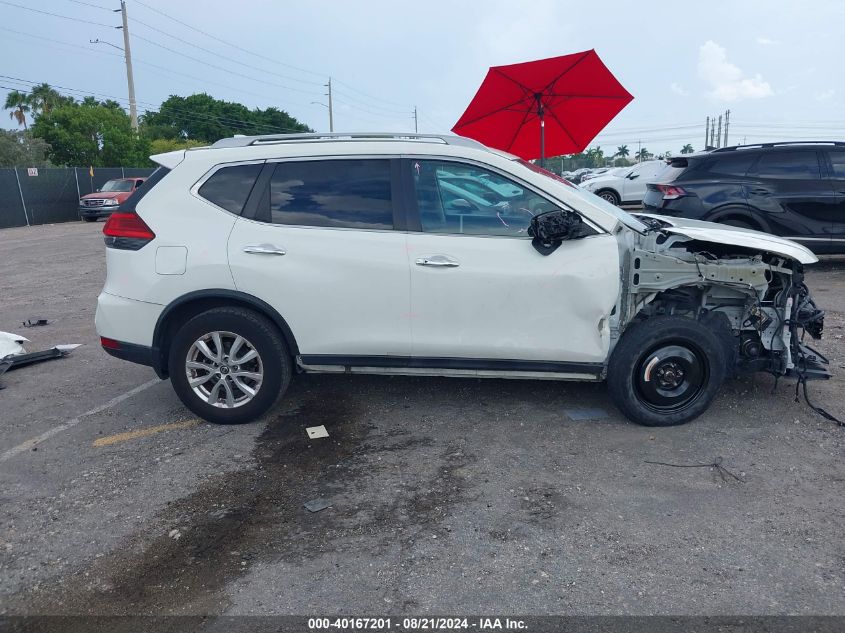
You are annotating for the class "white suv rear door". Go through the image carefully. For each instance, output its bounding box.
[620,160,668,202]
[405,159,620,367]
[226,158,411,358]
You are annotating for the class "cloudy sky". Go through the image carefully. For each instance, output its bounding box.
[1,0,843,155]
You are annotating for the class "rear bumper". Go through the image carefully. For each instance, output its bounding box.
[102,340,157,369]
[96,291,165,375]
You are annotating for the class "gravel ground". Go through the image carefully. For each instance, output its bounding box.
[0,222,843,620]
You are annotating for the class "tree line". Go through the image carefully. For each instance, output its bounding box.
[545,143,696,173]
[2,83,312,168]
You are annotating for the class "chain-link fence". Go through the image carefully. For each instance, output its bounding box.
[0,167,156,229]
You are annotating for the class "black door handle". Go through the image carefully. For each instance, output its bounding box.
[749,188,768,195]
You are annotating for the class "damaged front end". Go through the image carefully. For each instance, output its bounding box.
[614,218,830,387]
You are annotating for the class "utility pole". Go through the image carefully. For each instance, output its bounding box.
[716,115,722,148]
[724,109,730,146]
[637,139,641,163]
[413,106,418,133]
[116,1,137,131]
[326,77,334,132]
[705,116,710,149]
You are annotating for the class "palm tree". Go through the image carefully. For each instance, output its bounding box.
[4,90,30,129]
[614,144,629,158]
[635,147,650,162]
[680,144,694,154]
[28,83,66,117]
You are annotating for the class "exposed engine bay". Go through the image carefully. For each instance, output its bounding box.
[616,216,829,386]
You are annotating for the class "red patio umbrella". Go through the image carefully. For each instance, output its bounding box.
[452,50,633,166]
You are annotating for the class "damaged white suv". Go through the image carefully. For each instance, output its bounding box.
[95,133,829,426]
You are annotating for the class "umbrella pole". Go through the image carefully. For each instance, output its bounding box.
[535,93,545,168]
[540,115,545,168]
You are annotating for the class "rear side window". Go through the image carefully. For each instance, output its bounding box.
[198,163,263,214]
[828,151,845,178]
[694,154,756,178]
[267,159,393,229]
[754,152,820,180]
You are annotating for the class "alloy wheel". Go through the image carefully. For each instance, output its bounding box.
[185,331,264,409]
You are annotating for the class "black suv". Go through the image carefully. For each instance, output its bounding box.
[642,141,845,253]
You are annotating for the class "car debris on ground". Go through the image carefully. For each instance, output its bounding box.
[0,331,81,388]
[644,456,744,483]
[303,498,332,513]
[21,318,49,328]
[306,425,330,439]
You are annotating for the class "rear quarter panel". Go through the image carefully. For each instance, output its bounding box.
[101,159,239,306]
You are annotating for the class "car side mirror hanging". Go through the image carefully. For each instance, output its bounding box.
[528,209,591,255]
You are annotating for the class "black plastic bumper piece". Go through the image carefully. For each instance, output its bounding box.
[103,341,157,370]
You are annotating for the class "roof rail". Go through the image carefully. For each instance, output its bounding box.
[210,132,489,150]
[712,140,845,153]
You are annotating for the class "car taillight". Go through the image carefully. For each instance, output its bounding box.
[656,185,687,200]
[102,212,155,250]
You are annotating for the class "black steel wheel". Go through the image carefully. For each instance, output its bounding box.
[633,343,708,413]
[608,316,727,426]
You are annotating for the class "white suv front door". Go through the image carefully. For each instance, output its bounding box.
[226,158,411,358]
[406,160,620,366]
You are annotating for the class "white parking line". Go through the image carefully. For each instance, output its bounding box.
[0,378,162,463]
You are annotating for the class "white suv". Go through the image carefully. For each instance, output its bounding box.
[95,133,828,427]
[580,160,667,205]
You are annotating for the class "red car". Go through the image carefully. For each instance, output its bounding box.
[78,177,146,222]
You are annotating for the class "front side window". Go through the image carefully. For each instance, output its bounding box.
[266,159,393,229]
[413,160,557,236]
[754,152,820,180]
[197,163,263,214]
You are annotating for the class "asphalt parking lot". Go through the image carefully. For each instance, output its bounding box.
[1,221,844,618]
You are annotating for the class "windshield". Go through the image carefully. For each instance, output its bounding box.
[100,179,134,192]
[514,159,648,233]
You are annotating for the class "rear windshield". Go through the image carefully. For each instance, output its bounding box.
[654,165,686,182]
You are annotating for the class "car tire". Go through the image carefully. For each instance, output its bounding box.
[607,316,727,427]
[82,216,98,222]
[168,307,292,425]
[596,189,621,205]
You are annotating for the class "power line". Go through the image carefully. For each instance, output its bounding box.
[0,0,114,27]
[2,0,417,125]
[132,0,324,78]
[331,77,417,110]
[0,26,316,111]
[132,0,415,111]
[130,32,324,98]
[331,87,414,116]
[61,0,112,11]
[129,16,325,87]
[0,26,124,58]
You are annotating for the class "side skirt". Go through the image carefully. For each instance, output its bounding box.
[296,355,605,382]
